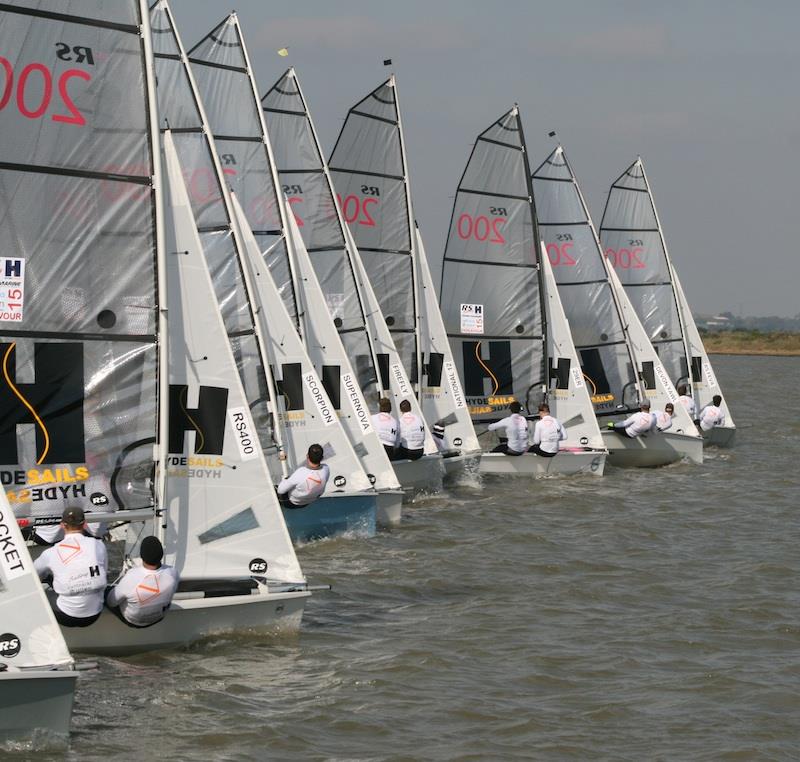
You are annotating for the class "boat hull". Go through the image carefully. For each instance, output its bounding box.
[603,429,703,467]
[63,588,309,656]
[479,450,605,476]
[282,493,376,543]
[376,490,404,528]
[702,426,736,448]
[441,450,482,479]
[0,670,77,738]
[392,454,443,497]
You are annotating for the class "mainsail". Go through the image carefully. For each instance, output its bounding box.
[531,146,696,433]
[599,158,734,427]
[0,0,162,523]
[439,107,547,423]
[150,0,372,494]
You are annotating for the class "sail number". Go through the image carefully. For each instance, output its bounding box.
[545,232,576,265]
[457,211,506,244]
[336,193,377,227]
[605,244,645,269]
[0,57,90,126]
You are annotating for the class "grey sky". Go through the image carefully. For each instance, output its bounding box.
[173,0,800,318]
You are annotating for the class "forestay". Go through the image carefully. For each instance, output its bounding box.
[0,490,72,670]
[439,107,547,423]
[599,158,734,425]
[0,1,161,524]
[162,130,303,583]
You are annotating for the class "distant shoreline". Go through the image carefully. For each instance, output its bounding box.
[702,331,800,357]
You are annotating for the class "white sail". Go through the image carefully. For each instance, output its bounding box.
[599,158,734,431]
[0,491,72,670]
[162,130,303,584]
[532,147,699,437]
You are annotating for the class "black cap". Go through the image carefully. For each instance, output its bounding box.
[140,536,164,566]
[61,506,85,527]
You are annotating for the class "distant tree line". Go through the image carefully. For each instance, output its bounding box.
[697,312,800,334]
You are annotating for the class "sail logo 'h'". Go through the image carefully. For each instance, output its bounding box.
[0,342,85,465]
[462,341,513,398]
[168,385,228,455]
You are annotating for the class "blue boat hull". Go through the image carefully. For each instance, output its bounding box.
[281,493,377,543]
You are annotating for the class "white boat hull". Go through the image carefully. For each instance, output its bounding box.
[376,490,404,528]
[603,429,703,467]
[479,450,606,476]
[63,588,309,656]
[0,670,77,739]
[392,454,443,497]
[702,426,736,448]
[441,450,482,479]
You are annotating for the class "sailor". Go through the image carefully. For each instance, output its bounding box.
[105,536,179,628]
[676,384,696,419]
[33,506,108,628]
[488,401,529,455]
[277,443,330,507]
[528,403,566,457]
[608,401,656,437]
[697,394,726,431]
[397,399,426,460]
[653,403,675,432]
[371,397,400,460]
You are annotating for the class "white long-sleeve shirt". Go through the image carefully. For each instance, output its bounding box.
[488,413,529,453]
[371,412,399,448]
[106,563,180,627]
[399,412,426,450]
[532,415,567,454]
[653,410,674,432]
[698,404,725,431]
[34,533,107,618]
[277,463,330,506]
[678,394,696,418]
[618,411,656,437]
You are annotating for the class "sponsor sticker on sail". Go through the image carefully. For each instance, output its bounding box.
[0,506,26,581]
[653,363,677,402]
[444,361,466,409]
[571,367,585,389]
[391,363,411,398]
[342,372,373,433]
[0,257,25,323]
[228,407,259,461]
[460,303,483,334]
[702,361,717,388]
[303,373,336,426]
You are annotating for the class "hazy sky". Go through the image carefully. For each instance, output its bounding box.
[172,0,800,318]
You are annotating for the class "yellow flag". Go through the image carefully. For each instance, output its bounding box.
[277,48,289,57]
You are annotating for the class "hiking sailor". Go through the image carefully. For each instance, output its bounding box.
[676,384,696,419]
[528,403,566,457]
[371,397,400,460]
[608,401,656,437]
[397,399,426,460]
[697,394,726,431]
[488,401,529,455]
[653,403,675,432]
[277,443,330,507]
[33,506,108,627]
[105,536,179,628]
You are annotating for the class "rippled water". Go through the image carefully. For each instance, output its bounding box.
[9,355,800,761]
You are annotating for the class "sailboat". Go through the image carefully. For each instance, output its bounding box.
[532,145,703,467]
[599,158,735,447]
[439,108,606,476]
[149,0,380,542]
[0,0,308,655]
[328,75,474,481]
[186,17,408,516]
[0,490,76,739]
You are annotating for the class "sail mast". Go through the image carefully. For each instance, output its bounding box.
[141,0,169,541]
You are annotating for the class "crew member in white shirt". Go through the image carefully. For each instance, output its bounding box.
[609,401,656,437]
[277,443,330,507]
[697,394,726,431]
[34,506,107,627]
[106,536,179,628]
[677,384,696,419]
[653,402,675,432]
[528,403,566,457]
[398,399,426,460]
[371,397,400,460]
[488,401,529,456]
